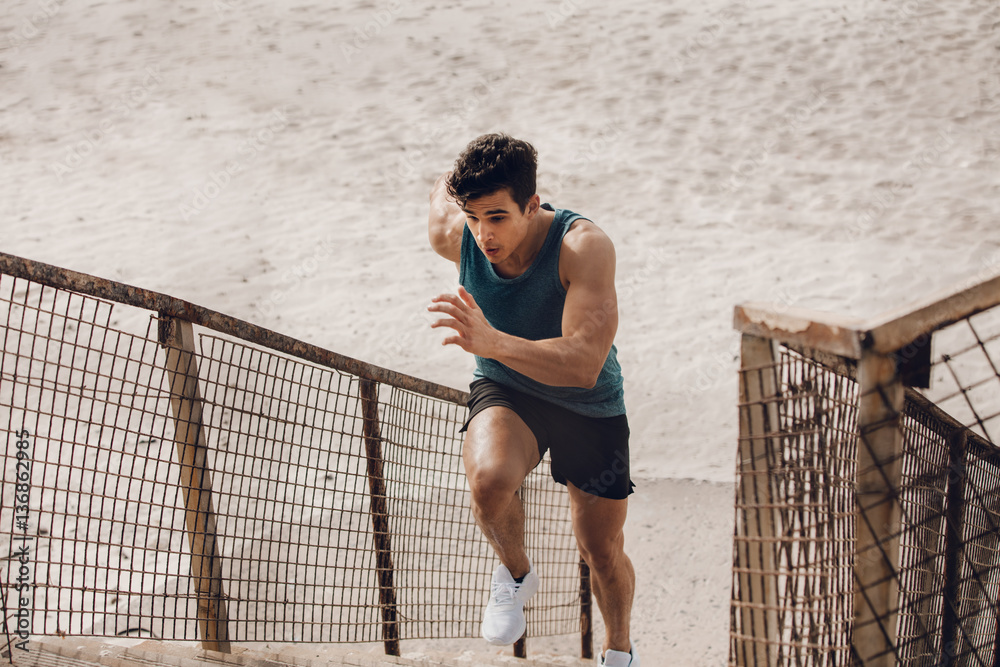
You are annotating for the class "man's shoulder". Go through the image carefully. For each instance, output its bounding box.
[560,214,614,256]
[556,211,615,287]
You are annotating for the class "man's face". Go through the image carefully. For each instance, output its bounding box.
[461,189,538,266]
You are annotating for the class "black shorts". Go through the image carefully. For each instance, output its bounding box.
[461,378,634,500]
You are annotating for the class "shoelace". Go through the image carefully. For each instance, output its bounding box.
[489,581,520,606]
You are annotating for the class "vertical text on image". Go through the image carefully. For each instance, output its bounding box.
[11,429,34,652]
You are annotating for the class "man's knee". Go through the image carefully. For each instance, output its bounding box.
[577,530,626,573]
[462,407,538,512]
[466,464,521,515]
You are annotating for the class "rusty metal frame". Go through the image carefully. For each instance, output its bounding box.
[0,250,595,661]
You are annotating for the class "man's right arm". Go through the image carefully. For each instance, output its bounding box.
[428,172,464,266]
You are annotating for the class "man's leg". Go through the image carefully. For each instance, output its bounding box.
[463,405,541,578]
[567,481,635,655]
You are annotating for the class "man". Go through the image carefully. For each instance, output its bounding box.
[426,133,638,667]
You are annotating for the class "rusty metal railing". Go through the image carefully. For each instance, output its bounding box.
[730,268,1000,666]
[0,251,592,661]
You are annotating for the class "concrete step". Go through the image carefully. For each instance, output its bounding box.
[19,638,593,667]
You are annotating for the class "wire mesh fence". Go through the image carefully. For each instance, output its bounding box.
[731,341,858,665]
[730,274,1000,666]
[0,257,585,658]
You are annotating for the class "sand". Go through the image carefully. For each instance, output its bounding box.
[3,0,999,663]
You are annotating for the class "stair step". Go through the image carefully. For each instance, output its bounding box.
[21,638,592,667]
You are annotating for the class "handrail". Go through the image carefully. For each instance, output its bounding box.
[0,251,587,658]
[731,265,1000,666]
[734,268,1000,358]
[733,303,866,359]
[0,251,468,405]
[864,270,1000,354]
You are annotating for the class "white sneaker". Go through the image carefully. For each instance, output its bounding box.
[480,561,539,645]
[599,643,639,666]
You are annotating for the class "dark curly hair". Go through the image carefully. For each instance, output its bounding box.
[446,133,538,212]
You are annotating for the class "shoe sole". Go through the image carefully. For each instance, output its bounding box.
[481,619,526,646]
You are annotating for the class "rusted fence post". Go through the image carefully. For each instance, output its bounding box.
[733,334,781,666]
[359,378,400,656]
[852,348,905,666]
[158,315,232,653]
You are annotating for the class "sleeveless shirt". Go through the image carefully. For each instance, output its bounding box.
[458,203,626,417]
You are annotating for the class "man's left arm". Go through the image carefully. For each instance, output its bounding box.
[427,222,618,388]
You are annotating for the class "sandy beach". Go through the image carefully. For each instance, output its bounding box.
[3,0,999,663]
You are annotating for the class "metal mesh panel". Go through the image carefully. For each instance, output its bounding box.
[923,307,1000,444]
[0,276,183,640]
[893,407,1000,667]
[892,401,949,665]
[0,272,582,649]
[731,313,1000,666]
[731,347,858,665]
[946,436,1000,665]
[191,334,381,643]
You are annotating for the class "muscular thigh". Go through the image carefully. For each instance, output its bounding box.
[463,406,541,489]
[567,480,628,559]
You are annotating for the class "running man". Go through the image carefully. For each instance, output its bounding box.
[426,133,638,667]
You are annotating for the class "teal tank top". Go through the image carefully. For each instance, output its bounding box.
[459,203,626,418]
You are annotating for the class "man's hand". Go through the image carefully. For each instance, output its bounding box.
[427,286,502,356]
[427,221,618,389]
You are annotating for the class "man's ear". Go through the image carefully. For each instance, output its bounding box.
[526,194,541,216]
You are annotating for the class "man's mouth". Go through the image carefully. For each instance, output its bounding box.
[483,247,500,257]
